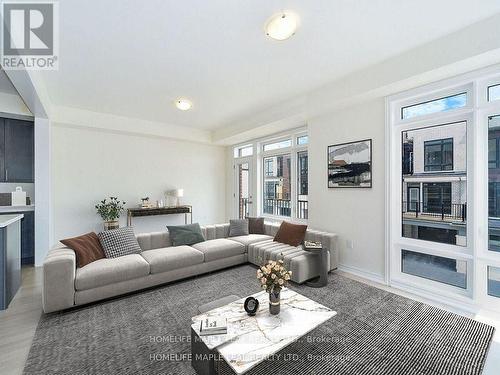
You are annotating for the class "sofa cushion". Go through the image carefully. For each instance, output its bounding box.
[75,254,150,291]
[274,221,308,247]
[167,223,205,246]
[136,231,171,251]
[229,234,273,247]
[229,219,249,237]
[98,227,142,258]
[60,232,105,268]
[141,246,204,274]
[248,217,265,234]
[192,239,245,262]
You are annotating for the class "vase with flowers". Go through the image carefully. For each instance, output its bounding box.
[257,257,292,315]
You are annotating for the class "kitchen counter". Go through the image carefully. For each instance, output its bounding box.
[0,214,24,227]
[0,205,35,213]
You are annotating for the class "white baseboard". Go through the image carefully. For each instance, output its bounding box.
[389,279,478,315]
[337,264,478,316]
[336,264,386,285]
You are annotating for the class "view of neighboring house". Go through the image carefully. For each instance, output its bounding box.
[489,114,500,251]
[263,154,292,217]
[402,122,467,246]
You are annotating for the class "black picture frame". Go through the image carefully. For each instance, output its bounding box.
[327,139,372,188]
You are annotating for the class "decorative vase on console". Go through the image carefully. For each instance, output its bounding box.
[95,196,126,231]
[257,255,292,316]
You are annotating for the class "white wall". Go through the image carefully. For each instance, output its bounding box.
[0,92,31,117]
[35,117,52,265]
[52,124,226,242]
[308,98,386,281]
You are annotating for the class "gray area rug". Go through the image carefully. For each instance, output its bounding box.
[24,265,494,375]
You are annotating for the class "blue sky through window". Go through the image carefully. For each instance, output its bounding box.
[263,139,292,151]
[489,85,500,102]
[402,93,467,120]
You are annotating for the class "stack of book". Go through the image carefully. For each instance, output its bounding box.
[303,240,322,251]
[199,317,228,336]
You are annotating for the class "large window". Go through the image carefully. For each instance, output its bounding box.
[260,132,308,220]
[233,131,308,221]
[424,138,453,171]
[401,122,466,247]
[263,154,291,217]
[390,70,500,311]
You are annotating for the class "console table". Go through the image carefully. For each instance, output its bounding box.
[127,206,192,226]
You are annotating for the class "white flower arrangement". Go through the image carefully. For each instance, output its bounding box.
[257,256,292,293]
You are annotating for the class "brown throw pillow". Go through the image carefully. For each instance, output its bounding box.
[61,232,105,268]
[273,221,307,247]
[248,217,264,234]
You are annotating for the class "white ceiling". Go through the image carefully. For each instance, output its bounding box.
[41,0,500,130]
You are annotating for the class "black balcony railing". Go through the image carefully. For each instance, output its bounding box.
[402,201,466,222]
[263,198,291,217]
[262,198,308,219]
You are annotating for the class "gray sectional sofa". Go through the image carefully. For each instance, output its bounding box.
[42,222,337,313]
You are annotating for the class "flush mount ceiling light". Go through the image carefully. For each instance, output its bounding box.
[265,12,299,41]
[175,99,192,111]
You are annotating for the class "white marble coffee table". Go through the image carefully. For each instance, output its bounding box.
[191,288,337,375]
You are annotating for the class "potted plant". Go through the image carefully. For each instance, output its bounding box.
[257,257,292,315]
[95,197,126,230]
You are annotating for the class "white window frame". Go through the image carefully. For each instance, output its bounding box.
[386,64,500,312]
[233,157,254,218]
[233,144,254,158]
[231,127,308,223]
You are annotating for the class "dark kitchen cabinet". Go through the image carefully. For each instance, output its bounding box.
[0,211,34,267]
[19,211,35,265]
[2,118,34,183]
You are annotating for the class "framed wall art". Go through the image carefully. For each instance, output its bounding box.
[328,139,372,188]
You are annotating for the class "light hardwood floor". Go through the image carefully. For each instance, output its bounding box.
[1,267,499,375]
[0,267,43,375]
